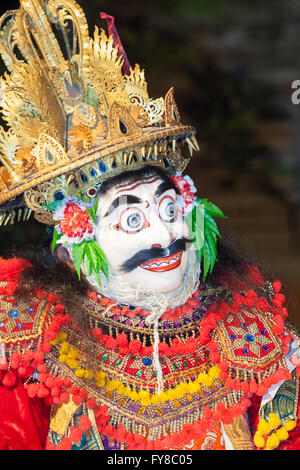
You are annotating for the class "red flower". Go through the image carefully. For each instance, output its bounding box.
[59,201,93,239]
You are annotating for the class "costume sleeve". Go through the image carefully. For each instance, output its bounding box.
[0,374,50,450]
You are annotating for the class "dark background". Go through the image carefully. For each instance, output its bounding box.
[0,0,300,324]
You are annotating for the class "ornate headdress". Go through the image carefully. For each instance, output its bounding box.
[0,0,199,225]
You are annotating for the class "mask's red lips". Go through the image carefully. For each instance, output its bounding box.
[140,251,182,272]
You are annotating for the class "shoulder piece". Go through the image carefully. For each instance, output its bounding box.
[213,308,285,370]
[0,289,51,346]
[208,282,293,396]
[0,257,54,347]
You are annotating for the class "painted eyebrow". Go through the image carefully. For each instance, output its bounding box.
[104,194,143,217]
[155,181,179,198]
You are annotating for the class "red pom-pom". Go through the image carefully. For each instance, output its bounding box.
[37,384,50,398]
[106,337,118,349]
[36,289,47,299]
[37,364,48,373]
[45,376,55,388]
[60,392,70,403]
[69,426,83,443]
[57,437,72,450]
[41,342,52,353]
[86,397,96,409]
[116,333,128,346]
[209,352,220,363]
[27,383,39,398]
[54,304,65,314]
[158,342,170,355]
[249,379,258,394]
[72,394,83,405]
[63,378,72,388]
[10,352,22,369]
[79,414,92,431]
[2,370,16,388]
[128,339,142,354]
[116,423,128,443]
[272,280,282,293]
[54,375,64,387]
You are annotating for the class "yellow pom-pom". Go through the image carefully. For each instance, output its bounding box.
[75,368,85,378]
[131,390,139,400]
[257,418,272,435]
[66,359,80,369]
[106,380,120,391]
[197,373,213,386]
[284,420,297,431]
[95,371,106,381]
[254,432,265,448]
[122,387,131,397]
[265,432,280,450]
[158,390,168,401]
[58,354,67,363]
[58,332,68,342]
[138,390,150,400]
[117,384,126,395]
[208,365,221,379]
[68,348,80,359]
[275,426,289,442]
[140,398,151,406]
[151,394,160,404]
[268,413,281,429]
[96,379,106,388]
[167,388,177,400]
[189,381,200,393]
[60,341,71,355]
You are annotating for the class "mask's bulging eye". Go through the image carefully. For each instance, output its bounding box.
[159,195,178,222]
[115,207,150,234]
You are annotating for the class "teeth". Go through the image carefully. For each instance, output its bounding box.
[141,146,146,158]
[66,174,75,185]
[4,213,11,225]
[172,139,176,153]
[191,135,200,151]
[147,146,152,158]
[154,143,158,156]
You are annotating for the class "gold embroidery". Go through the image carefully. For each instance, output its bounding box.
[50,400,79,436]
[222,415,254,450]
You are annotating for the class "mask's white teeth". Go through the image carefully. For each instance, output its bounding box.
[191,135,200,151]
[172,138,176,153]
[186,136,196,154]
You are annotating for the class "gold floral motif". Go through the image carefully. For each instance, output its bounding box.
[15,147,36,176]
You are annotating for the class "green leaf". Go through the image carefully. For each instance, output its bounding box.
[186,198,226,281]
[85,242,97,271]
[86,207,96,223]
[198,198,227,219]
[51,228,63,253]
[43,200,63,212]
[90,240,108,267]
[83,252,92,277]
[186,204,204,252]
[93,196,99,216]
[72,241,87,280]
[93,270,102,289]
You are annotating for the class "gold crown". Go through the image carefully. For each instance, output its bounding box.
[0,0,198,224]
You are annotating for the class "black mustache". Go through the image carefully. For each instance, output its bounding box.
[120,237,192,273]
